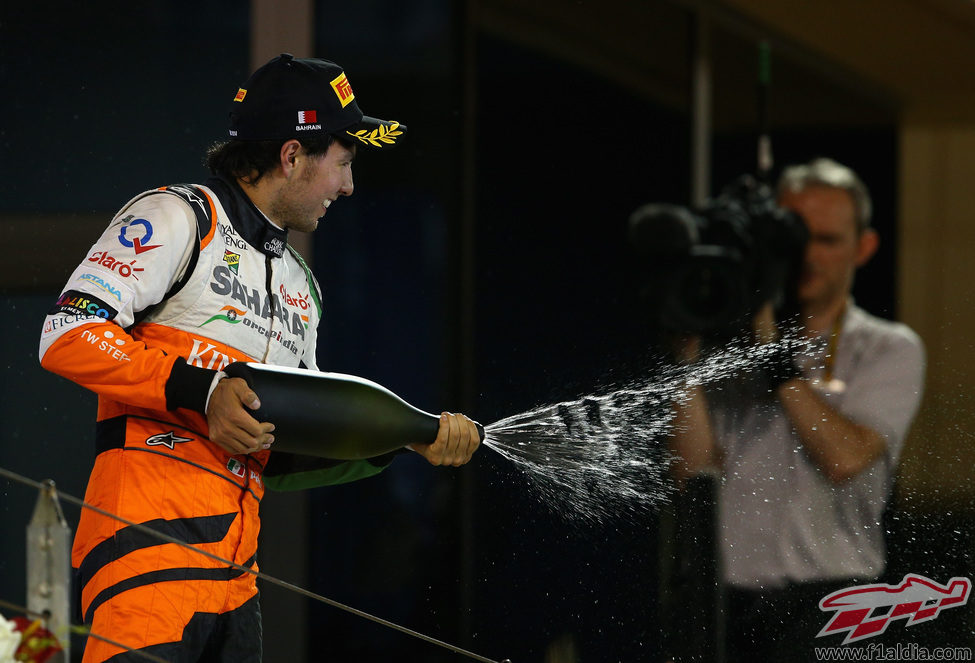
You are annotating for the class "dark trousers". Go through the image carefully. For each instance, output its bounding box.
[725,578,872,663]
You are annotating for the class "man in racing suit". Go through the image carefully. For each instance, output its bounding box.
[39,53,481,662]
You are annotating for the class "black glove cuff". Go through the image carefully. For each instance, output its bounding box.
[166,358,219,413]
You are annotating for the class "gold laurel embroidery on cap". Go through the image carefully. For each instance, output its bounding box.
[347,122,403,147]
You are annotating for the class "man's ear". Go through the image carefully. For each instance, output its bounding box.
[855,228,879,267]
[280,139,302,176]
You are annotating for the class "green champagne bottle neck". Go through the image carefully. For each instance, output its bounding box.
[223,362,482,460]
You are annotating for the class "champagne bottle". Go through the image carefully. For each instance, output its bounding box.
[223,362,484,460]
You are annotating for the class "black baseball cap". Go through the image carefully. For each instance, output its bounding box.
[228,53,406,148]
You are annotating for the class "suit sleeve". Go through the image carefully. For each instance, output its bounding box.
[38,192,216,413]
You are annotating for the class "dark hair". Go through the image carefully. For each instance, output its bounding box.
[204,133,355,184]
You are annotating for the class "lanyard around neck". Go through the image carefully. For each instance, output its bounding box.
[822,303,847,383]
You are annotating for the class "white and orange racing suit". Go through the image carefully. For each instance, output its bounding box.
[40,175,391,662]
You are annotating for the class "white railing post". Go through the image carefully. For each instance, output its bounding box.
[26,480,72,662]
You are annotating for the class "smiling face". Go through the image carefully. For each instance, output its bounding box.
[778,185,878,315]
[269,140,356,233]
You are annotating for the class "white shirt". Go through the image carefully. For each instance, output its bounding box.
[708,304,926,589]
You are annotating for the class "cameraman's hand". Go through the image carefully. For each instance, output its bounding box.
[753,302,780,345]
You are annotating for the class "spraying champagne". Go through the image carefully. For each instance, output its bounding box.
[223,362,485,460]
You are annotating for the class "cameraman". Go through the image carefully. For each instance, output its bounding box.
[668,158,925,661]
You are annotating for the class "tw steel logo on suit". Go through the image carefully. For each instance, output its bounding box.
[80,328,131,362]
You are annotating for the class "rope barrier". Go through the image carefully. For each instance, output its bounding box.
[0,465,506,663]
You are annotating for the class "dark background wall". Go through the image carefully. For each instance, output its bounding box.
[1,1,971,662]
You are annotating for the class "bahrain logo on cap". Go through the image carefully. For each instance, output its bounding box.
[330,72,355,107]
[298,110,318,124]
[234,88,247,102]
